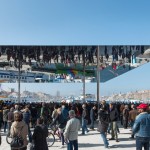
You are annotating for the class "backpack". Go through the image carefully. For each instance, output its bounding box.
[10,126,24,148]
[62,108,69,121]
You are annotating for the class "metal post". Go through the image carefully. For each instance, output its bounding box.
[97,46,100,110]
[18,47,21,103]
[83,49,86,102]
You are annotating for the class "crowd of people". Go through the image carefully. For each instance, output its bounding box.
[0,100,150,150]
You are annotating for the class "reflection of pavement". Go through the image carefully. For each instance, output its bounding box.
[1,127,138,150]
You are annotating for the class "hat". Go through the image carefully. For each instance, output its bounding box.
[137,103,148,109]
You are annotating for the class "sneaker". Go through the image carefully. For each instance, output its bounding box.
[105,146,110,149]
[116,139,119,142]
[85,130,89,134]
[129,136,134,139]
[109,138,115,140]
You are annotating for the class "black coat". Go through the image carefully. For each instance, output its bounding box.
[109,108,119,122]
[97,109,109,133]
[32,125,48,150]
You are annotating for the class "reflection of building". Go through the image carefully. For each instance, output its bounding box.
[79,94,96,102]
[0,68,50,83]
[105,90,150,102]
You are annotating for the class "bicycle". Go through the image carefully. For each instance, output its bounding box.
[47,131,55,147]
[49,125,61,140]
[6,134,13,144]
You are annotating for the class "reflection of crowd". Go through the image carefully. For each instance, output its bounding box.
[0,101,150,150]
[2,46,97,67]
[0,46,146,70]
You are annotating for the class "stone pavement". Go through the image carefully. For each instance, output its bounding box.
[0,127,138,150]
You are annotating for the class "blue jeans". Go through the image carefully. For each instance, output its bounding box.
[67,140,78,150]
[81,118,88,134]
[100,132,109,148]
[27,124,32,142]
[3,121,7,132]
[7,122,12,136]
[90,118,94,129]
[136,136,150,150]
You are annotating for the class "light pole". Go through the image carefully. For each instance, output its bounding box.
[83,49,86,102]
[97,46,100,110]
[18,47,21,103]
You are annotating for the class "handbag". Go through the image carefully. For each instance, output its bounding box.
[10,126,24,148]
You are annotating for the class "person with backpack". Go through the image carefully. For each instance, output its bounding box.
[50,107,67,148]
[61,104,69,122]
[10,112,28,150]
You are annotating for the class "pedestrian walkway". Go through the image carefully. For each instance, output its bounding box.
[0,128,137,150]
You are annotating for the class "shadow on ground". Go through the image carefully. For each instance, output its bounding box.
[110,143,136,148]
[79,143,103,148]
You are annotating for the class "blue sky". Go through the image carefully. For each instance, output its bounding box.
[0,0,150,97]
[101,62,150,96]
[0,0,150,45]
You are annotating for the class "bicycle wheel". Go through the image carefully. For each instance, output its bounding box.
[6,134,13,144]
[47,132,55,147]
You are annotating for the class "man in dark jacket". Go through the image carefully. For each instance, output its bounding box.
[98,105,110,148]
[129,104,138,139]
[109,103,119,142]
[32,117,48,150]
[40,103,50,125]
[81,104,89,135]
[90,105,96,130]
[7,107,14,136]
[3,106,9,133]
[123,105,129,129]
